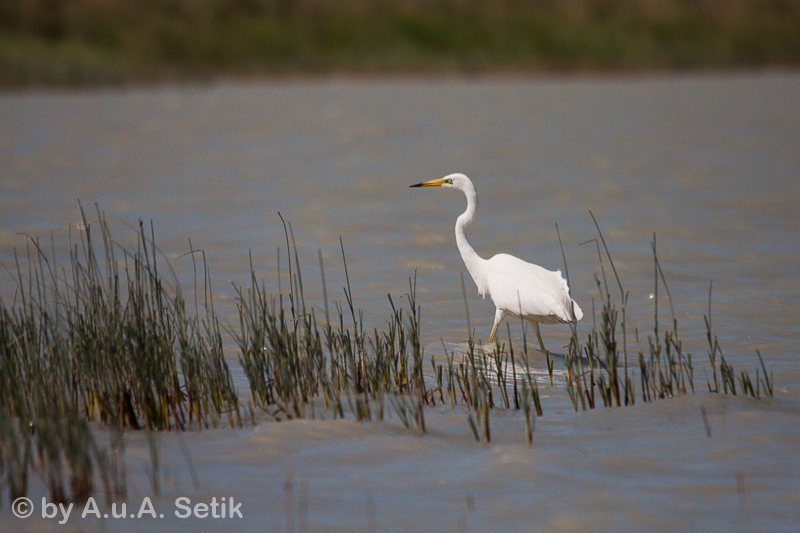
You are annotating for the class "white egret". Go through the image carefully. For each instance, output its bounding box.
[410,173,582,352]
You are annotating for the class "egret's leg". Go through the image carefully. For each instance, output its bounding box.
[488,309,506,344]
[532,322,547,353]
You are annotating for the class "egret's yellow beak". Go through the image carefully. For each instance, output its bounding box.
[409,178,448,188]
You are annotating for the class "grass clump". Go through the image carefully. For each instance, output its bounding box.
[1,203,240,505]
[232,215,430,428]
[560,212,773,413]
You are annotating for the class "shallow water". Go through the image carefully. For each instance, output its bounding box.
[1,72,799,532]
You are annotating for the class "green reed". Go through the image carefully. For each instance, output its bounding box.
[232,214,431,428]
[509,321,541,446]
[1,204,240,505]
[562,214,772,413]
[637,234,694,402]
[704,282,772,399]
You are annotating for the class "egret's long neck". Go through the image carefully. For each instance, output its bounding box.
[455,184,488,294]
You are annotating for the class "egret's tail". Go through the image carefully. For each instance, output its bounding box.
[571,300,584,322]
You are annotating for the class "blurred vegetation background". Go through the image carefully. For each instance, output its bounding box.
[1,0,799,87]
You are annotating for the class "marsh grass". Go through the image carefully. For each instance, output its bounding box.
[562,213,772,413]
[1,207,773,505]
[638,234,694,401]
[704,282,773,399]
[232,214,431,432]
[230,209,774,450]
[1,204,240,505]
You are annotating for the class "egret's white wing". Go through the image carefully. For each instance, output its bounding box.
[484,254,582,323]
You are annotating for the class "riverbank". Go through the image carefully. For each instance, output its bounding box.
[2,0,799,87]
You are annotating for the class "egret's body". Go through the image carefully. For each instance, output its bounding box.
[410,173,582,351]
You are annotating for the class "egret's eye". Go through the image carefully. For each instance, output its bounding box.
[445,178,453,184]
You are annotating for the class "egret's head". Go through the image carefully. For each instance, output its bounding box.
[409,173,471,190]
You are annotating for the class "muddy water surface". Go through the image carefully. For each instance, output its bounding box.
[1,72,799,532]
